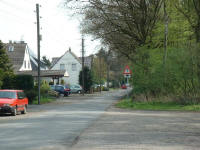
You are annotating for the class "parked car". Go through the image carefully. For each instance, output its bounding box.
[52,85,70,96]
[64,85,71,95]
[0,90,28,116]
[70,85,82,94]
[121,84,127,89]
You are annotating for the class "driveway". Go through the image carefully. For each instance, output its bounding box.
[0,89,127,150]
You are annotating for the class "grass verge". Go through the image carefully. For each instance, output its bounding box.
[32,96,55,104]
[116,98,200,111]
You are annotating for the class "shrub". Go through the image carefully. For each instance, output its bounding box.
[61,79,65,85]
[25,89,37,104]
[40,80,50,95]
[14,75,34,90]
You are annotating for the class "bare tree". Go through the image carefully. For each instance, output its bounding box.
[65,0,163,61]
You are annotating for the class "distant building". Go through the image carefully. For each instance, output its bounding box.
[4,41,68,84]
[51,48,82,85]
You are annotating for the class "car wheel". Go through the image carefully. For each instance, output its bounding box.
[78,90,81,94]
[21,106,27,114]
[12,106,17,116]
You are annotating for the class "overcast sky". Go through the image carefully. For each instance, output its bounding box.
[0,0,101,59]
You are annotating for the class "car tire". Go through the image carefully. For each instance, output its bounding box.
[12,106,17,116]
[64,94,69,97]
[21,106,27,114]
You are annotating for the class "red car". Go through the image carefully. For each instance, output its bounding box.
[121,84,127,89]
[0,90,28,116]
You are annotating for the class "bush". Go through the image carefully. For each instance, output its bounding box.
[1,72,15,89]
[14,75,34,90]
[25,89,37,104]
[40,80,50,95]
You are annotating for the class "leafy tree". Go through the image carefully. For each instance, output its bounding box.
[0,40,13,72]
[79,66,93,92]
[175,0,200,43]
[0,40,14,89]
[42,56,51,69]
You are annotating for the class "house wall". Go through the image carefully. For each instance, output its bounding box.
[19,46,32,71]
[51,51,82,85]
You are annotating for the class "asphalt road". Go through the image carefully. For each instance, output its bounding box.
[0,89,127,150]
[1,89,200,150]
[71,107,200,150]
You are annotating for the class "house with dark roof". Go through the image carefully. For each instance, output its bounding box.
[4,41,47,73]
[51,48,82,85]
[4,41,69,84]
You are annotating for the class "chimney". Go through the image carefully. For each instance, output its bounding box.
[69,47,71,52]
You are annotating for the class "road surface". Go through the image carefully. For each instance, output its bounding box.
[0,89,127,150]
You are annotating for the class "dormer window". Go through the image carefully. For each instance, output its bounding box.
[24,60,26,68]
[8,46,14,52]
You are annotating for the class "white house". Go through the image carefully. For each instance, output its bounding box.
[51,49,82,85]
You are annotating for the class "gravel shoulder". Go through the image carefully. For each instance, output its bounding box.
[71,105,200,150]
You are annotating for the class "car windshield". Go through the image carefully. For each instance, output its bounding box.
[0,91,17,99]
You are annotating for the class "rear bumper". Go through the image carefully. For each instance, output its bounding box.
[0,106,15,114]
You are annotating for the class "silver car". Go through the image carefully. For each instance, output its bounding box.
[70,85,82,94]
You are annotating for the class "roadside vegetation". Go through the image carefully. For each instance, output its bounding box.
[117,98,200,111]
[32,96,55,105]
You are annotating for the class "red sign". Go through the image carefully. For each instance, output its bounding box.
[123,65,132,75]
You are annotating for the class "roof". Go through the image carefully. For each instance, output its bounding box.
[51,57,60,67]
[50,50,81,69]
[4,42,27,73]
[16,70,69,77]
[30,56,47,71]
[4,42,47,73]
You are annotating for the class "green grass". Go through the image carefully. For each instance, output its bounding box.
[116,99,200,111]
[32,96,55,104]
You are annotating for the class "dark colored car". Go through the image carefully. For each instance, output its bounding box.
[0,90,28,116]
[51,85,70,97]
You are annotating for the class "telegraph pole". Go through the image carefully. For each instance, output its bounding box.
[36,4,41,105]
[81,36,85,95]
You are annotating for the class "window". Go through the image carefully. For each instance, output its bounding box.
[60,64,65,70]
[28,62,30,69]
[8,46,14,52]
[72,63,77,71]
[17,92,25,99]
[24,60,26,68]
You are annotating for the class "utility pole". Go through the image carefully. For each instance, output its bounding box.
[163,0,168,72]
[81,36,85,95]
[99,48,102,93]
[106,50,111,91]
[36,4,41,105]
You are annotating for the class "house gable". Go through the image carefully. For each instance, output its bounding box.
[51,50,82,85]
[19,45,32,71]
